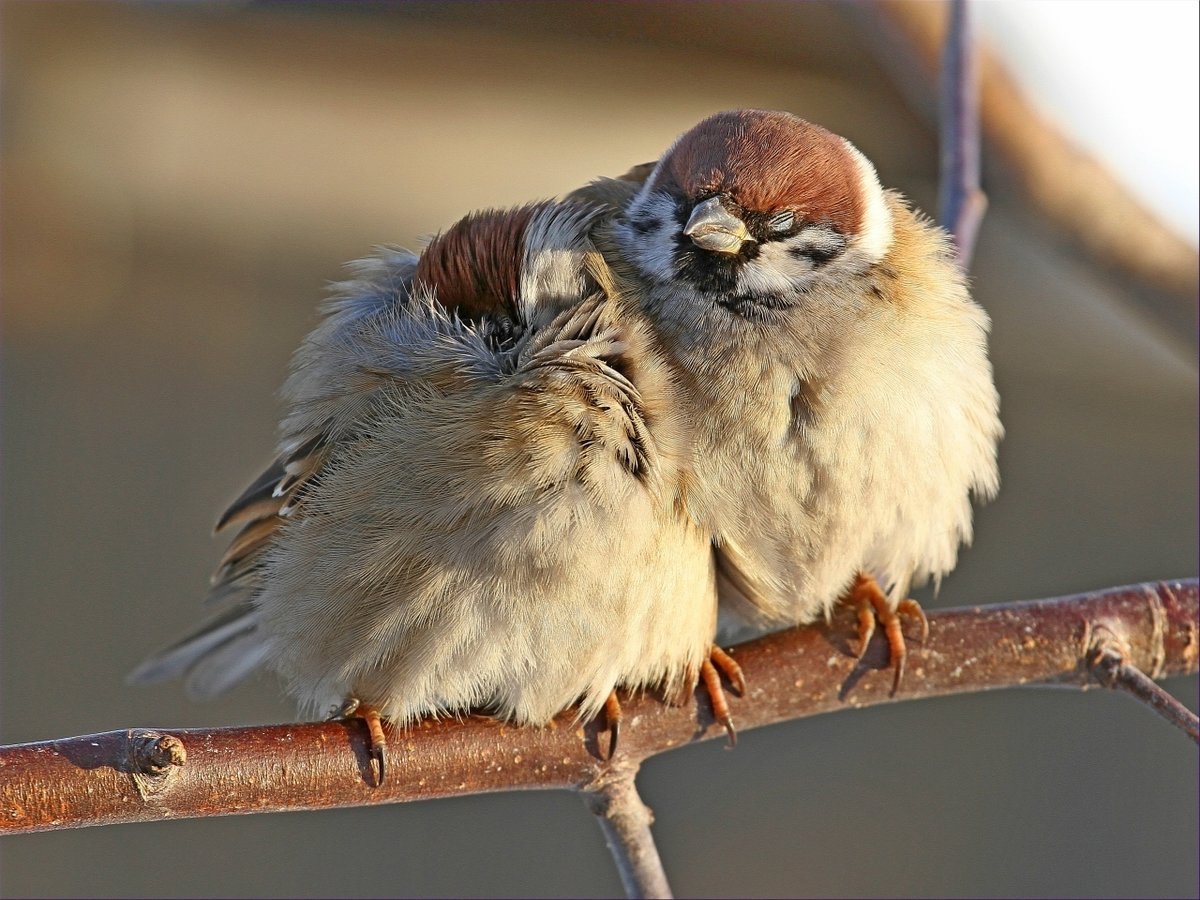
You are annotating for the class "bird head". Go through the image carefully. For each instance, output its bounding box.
[617,109,894,317]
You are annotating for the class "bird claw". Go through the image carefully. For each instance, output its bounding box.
[603,691,622,760]
[330,697,387,786]
[699,645,746,747]
[602,645,746,758]
[849,573,929,695]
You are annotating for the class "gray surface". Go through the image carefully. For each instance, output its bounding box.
[2,4,1197,897]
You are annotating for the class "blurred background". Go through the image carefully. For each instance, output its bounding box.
[2,2,1196,897]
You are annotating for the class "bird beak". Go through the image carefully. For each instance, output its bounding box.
[684,197,753,254]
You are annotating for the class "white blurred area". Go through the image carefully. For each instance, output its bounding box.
[978,0,1200,245]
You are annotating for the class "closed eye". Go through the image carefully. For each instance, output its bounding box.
[768,211,795,234]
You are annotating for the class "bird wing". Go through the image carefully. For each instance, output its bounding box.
[129,249,421,695]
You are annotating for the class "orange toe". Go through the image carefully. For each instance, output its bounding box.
[847,573,929,696]
[698,645,745,746]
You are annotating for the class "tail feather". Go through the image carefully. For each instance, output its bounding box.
[127,603,261,689]
[183,632,274,700]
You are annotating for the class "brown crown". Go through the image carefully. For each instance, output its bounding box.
[656,109,864,234]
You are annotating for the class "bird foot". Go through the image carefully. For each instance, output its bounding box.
[603,645,746,759]
[847,573,929,696]
[697,645,746,746]
[330,697,387,786]
[603,690,623,760]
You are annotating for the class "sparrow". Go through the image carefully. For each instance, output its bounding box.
[592,109,1003,691]
[130,198,743,778]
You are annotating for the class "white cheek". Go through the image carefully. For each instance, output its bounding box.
[615,191,681,284]
[842,140,893,264]
[736,242,818,295]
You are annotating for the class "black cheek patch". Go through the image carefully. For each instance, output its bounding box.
[788,229,847,268]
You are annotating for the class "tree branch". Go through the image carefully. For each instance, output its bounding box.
[1,579,1195,838]
[937,0,987,268]
[859,0,1199,302]
[582,761,672,900]
[1087,624,1199,742]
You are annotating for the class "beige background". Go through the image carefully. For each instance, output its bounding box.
[2,3,1196,897]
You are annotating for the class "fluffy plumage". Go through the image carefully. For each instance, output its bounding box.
[131,200,719,729]
[604,109,1002,658]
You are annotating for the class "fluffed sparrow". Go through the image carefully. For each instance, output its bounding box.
[131,198,744,775]
[594,109,1002,690]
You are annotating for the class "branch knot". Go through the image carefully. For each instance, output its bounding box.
[127,730,187,799]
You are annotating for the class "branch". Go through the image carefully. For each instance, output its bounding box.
[862,0,1200,301]
[1,579,1195,839]
[583,761,672,900]
[1087,623,1200,742]
[937,0,987,268]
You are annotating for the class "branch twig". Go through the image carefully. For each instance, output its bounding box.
[938,0,987,268]
[1087,624,1200,743]
[1,579,1195,839]
[583,762,671,900]
[869,0,1199,300]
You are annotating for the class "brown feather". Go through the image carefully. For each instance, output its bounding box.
[218,516,283,571]
[658,109,864,232]
[615,161,657,184]
[565,178,641,214]
[213,493,284,536]
[214,460,286,533]
[414,203,546,323]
